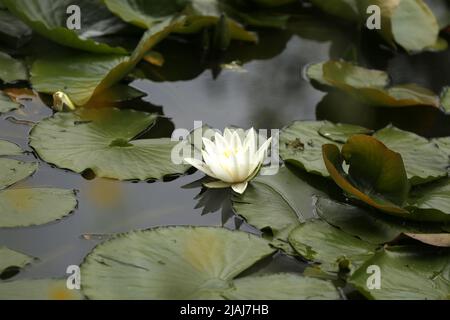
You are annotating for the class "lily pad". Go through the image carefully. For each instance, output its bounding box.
[288,220,376,274]
[406,178,450,222]
[374,126,449,185]
[316,197,446,244]
[349,246,450,300]
[307,61,439,108]
[0,279,84,300]
[0,188,77,228]
[104,0,258,42]
[3,0,128,54]
[0,139,22,156]
[0,91,21,114]
[0,8,31,47]
[232,166,332,246]
[318,122,372,143]
[280,121,338,177]
[0,246,35,276]
[30,108,189,180]
[81,226,338,299]
[0,159,37,190]
[224,273,340,300]
[0,52,28,83]
[441,86,450,113]
[31,17,183,106]
[322,135,410,216]
[434,136,450,158]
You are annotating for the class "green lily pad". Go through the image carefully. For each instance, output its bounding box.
[349,246,450,300]
[391,0,440,52]
[30,108,189,180]
[374,126,449,185]
[0,279,84,300]
[0,8,31,47]
[0,91,21,114]
[2,0,128,54]
[0,159,37,190]
[0,139,22,156]
[316,197,446,244]
[318,122,372,143]
[104,0,258,42]
[406,178,450,222]
[232,166,332,247]
[322,135,410,216]
[288,220,376,274]
[31,17,183,106]
[0,188,77,228]
[280,121,338,177]
[441,86,450,113]
[307,61,439,108]
[0,52,28,83]
[0,246,35,276]
[224,273,340,300]
[434,136,450,157]
[81,226,337,299]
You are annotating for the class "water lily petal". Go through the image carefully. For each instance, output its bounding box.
[184,157,216,178]
[202,150,234,182]
[232,182,248,194]
[202,137,217,157]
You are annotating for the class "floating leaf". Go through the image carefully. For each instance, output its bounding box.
[0,139,22,156]
[0,188,77,228]
[0,246,34,276]
[0,7,31,47]
[3,0,128,54]
[406,178,450,222]
[288,220,376,274]
[232,166,332,246]
[391,0,440,52]
[0,279,84,300]
[0,159,37,190]
[434,136,450,158]
[31,17,183,106]
[104,0,258,42]
[400,233,450,247]
[224,273,340,300]
[0,52,28,84]
[323,135,410,216]
[316,197,445,244]
[374,126,449,185]
[441,86,450,113]
[349,246,450,300]
[280,121,338,177]
[0,91,21,114]
[81,226,337,299]
[30,108,189,180]
[307,61,439,108]
[318,122,372,143]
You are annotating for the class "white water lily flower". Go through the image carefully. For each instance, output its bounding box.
[184,128,272,194]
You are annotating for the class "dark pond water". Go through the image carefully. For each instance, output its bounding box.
[0,4,449,294]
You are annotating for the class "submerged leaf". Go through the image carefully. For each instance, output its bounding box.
[30,108,189,181]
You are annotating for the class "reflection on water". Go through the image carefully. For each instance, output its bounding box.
[0,7,449,285]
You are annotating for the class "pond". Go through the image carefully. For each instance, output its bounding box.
[0,0,449,300]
